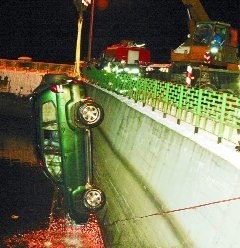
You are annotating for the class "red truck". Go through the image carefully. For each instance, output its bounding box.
[101,41,151,65]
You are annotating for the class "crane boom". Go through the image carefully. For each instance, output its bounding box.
[182,0,210,22]
[170,0,239,73]
[182,0,211,35]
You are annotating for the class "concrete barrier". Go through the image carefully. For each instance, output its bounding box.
[86,83,240,248]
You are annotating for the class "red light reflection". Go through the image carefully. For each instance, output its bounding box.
[96,0,109,10]
[4,214,104,248]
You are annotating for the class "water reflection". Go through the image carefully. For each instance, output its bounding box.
[0,115,105,247]
[4,214,104,248]
[0,115,37,166]
[0,115,54,245]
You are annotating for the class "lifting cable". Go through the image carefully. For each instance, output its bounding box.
[104,196,240,226]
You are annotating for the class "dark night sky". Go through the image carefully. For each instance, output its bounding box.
[0,0,239,63]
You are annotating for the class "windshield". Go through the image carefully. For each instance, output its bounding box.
[193,23,213,45]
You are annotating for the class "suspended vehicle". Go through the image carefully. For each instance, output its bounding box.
[33,74,105,224]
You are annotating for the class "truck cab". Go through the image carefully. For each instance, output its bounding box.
[98,41,151,69]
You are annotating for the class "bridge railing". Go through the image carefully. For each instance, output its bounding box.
[83,69,240,145]
[0,59,75,75]
[0,59,75,95]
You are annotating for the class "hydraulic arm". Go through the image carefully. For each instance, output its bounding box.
[182,0,211,35]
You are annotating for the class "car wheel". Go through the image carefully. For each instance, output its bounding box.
[83,188,106,211]
[77,102,104,128]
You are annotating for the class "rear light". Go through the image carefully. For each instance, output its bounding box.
[50,84,64,93]
[72,79,80,84]
[66,79,80,84]
[38,159,44,167]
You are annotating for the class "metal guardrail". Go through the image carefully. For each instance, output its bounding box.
[83,69,240,145]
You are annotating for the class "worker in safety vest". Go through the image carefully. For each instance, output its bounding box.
[211,31,223,48]
[210,28,225,61]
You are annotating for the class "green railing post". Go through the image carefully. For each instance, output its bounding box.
[133,77,139,103]
[218,93,227,143]
[126,75,132,98]
[163,83,170,118]
[177,85,184,124]
[151,80,158,111]
[142,78,147,107]
[195,89,203,134]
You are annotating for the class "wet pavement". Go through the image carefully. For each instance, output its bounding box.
[0,162,54,245]
[0,115,54,245]
[0,115,104,247]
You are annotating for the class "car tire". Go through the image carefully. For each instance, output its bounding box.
[77,102,104,128]
[83,188,106,211]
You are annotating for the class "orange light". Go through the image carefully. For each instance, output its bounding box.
[96,0,109,10]
[10,214,20,219]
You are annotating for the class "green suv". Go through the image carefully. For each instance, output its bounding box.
[33,74,105,224]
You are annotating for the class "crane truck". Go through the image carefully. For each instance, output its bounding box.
[146,0,240,96]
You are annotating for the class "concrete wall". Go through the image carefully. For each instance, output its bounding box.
[0,70,42,95]
[86,83,240,248]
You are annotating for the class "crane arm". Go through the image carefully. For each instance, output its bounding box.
[182,0,211,35]
[182,0,211,22]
